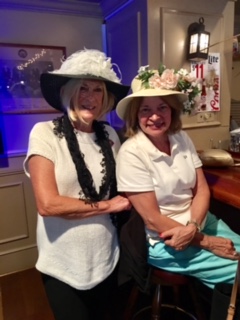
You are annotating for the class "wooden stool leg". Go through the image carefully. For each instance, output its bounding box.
[172,285,181,306]
[151,284,162,320]
[188,283,207,320]
[123,285,140,320]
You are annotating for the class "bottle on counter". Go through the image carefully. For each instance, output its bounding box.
[200,79,207,110]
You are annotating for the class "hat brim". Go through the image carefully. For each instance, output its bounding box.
[40,73,130,112]
[116,88,188,120]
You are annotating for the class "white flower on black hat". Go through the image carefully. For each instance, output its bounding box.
[50,48,122,84]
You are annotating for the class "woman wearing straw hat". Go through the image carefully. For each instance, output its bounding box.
[23,49,131,320]
[116,65,240,290]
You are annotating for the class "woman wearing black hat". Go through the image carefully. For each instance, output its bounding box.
[23,49,131,320]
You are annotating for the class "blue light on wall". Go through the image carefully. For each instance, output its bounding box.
[104,0,134,21]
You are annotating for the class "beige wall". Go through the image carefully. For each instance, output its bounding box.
[104,0,235,149]
[0,0,237,275]
[147,0,235,150]
[0,6,103,155]
[0,9,103,56]
[232,59,240,101]
[0,3,103,275]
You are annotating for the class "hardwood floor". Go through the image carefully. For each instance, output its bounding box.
[0,285,3,320]
[0,268,54,320]
[0,268,144,320]
[0,268,211,320]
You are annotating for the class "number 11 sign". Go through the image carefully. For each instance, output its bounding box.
[190,53,220,112]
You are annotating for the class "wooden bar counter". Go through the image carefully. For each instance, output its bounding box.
[203,166,240,209]
[202,152,240,234]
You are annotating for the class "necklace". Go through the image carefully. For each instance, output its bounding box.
[53,115,117,203]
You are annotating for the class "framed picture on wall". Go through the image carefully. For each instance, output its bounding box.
[0,43,66,114]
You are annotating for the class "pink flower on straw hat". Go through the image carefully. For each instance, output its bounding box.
[149,69,179,90]
[137,64,201,114]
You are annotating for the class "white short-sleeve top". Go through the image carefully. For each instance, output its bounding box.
[24,120,121,290]
[116,130,203,234]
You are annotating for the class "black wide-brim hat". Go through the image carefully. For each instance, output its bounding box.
[40,49,130,112]
[40,73,130,112]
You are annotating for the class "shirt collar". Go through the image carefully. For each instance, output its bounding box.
[134,129,170,160]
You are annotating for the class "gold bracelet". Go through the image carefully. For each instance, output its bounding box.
[186,220,201,232]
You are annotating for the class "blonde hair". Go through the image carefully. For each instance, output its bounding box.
[124,95,182,138]
[60,79,115,123]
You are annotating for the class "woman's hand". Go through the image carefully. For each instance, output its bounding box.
[107,195,132,213]
[64,195,132,220]
[29,155,131,219]
[160,224,197,251]
[199,234,239,260]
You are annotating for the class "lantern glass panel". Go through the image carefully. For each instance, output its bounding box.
[189,34,198,54]
[199,33,209,53]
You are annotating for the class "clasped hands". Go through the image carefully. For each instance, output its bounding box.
[160,224,196,251]
[160,225,239,260]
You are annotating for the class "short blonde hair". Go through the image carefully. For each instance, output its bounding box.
[124,95,182,138]
[60,79,115,123]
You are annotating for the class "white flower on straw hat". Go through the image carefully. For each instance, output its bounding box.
[116,63,200,120]
[137,64,201,114]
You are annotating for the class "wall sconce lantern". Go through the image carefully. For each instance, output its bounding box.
[187,17,210,62]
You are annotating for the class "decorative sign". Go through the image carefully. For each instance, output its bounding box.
[0,43,66,114]
[190,53,220,112]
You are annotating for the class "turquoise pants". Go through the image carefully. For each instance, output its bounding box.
[148,212,240,288]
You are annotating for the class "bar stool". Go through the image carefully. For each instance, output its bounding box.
[118,208,206,319]
[123,267,206,320]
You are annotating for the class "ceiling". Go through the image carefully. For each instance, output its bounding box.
[76,0,101,3]
[79,0,240,15]
[76,0,240,35]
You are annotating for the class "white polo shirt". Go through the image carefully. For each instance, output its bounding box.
[116,129,203,234]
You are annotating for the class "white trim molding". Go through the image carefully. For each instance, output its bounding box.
[0,0,102,18]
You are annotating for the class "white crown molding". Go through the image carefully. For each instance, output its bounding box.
[0,0,103,18]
